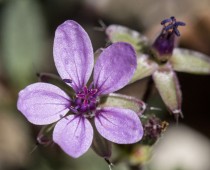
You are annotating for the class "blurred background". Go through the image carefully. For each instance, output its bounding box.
[0,0,210,170]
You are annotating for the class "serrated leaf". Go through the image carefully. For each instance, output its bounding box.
[105,25,148,51]
[170,48,210,74]
[153,65,182,117]
[99,93,146,116]
[1,0,47,89]
[130,54,158,83]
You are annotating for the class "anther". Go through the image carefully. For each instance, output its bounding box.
[161,16,186,36]
[161,18,172,25]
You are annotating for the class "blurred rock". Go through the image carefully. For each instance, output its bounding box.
[147,124,210,170]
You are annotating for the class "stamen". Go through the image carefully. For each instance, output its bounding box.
[76,94,85,98]
[83,86,88,94]
[161,16,186,36]
[175,21,186,26]
[73,86,99,113]
[89,89,98,95]
[161,18,172,25]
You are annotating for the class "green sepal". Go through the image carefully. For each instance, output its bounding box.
[106,25,148,51]
[37,72,75,97]
[170,48,210,74]
[94,48,103,64]
[90,119,112,158]
[37,123,56,146]
[99,93,146,116]
[130,54,158,83]
[152,64,182,118]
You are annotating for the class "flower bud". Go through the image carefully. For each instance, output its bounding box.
[152,16,185,63]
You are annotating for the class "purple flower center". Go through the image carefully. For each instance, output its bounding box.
[71,86,98,115]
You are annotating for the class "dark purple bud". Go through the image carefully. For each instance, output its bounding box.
[152,17,185,62]
[152,32,175,62]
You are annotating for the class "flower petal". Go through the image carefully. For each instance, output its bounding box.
[94,42,137,95]
[170,48,210,74]
[53,20,94,92]
[53,115,93,158]
[17,82,70,125]
[95,107,143,144]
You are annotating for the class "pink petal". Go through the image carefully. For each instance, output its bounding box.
[95,107,143,144]
[53,20,94,92]
[94,42,137,95]
[53,115,93,158]
[17,83,70,125]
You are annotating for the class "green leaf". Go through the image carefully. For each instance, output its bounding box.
[105,25,148,51]
[130,54,158,83]
[170,48,210,74]
[1,0,47,89]
[99,93,146,116]
[153,65,182,118]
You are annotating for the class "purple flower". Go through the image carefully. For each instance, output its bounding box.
[17,20,143,158]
